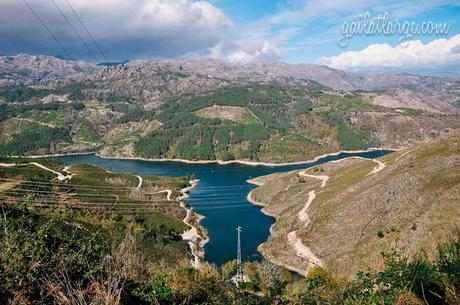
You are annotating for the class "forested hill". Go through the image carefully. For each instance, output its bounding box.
[133,82,377,161]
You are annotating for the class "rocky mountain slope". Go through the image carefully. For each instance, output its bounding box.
[2,54,458,110]
[2,54,459,97]
[0,54,98,86]
[369,88,459,114]
[248,130,460,277]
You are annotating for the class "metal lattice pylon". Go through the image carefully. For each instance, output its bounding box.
[236,226,243,282]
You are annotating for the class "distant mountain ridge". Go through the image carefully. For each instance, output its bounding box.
[0,54,98,86]
[1,54,458,112]
[0,53,457,90]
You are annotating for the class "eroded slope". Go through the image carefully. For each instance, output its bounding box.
[249,130,460,277]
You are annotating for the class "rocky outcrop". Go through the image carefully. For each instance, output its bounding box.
[0,54,98,86]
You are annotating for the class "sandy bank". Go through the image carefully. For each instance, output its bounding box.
[22,146,397,167]
[179,179,209,268]
[93,146,398,167]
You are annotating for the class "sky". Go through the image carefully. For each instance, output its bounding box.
[0,0,459,74]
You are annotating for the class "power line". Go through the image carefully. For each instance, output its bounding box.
[0,197,169,207]
[0,177,253,191]
[65,0,109,62]
[236,226,243,282]
[0,177,173,191]
[2,183,255,201]
[22,0,75,61]
[0,195,257,211]
[50,0,100,62]
[4,189,173,201]
[0,179,262,203]
[186,193,250,199]
[0,183,247,202]
[3,191,257,207]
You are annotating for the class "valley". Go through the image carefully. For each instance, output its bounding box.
[1,54,459,304]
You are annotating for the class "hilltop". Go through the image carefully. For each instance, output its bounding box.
[249,130,460,277]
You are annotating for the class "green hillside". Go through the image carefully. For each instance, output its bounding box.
[133,83,385,161]
[1,80,459,162]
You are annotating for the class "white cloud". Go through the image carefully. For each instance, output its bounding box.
[245,0,459,63]
[205,26,299,63]
[317,35,460,70]
[0,0,233,61]
[208,38,283,63]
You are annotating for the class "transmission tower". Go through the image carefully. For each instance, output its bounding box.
[236,226,243,282]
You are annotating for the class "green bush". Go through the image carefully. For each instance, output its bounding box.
[117,106,145,123]
[0,200,108,301]
[132,273,173,303]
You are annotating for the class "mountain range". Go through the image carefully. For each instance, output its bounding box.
[0,54,459,162]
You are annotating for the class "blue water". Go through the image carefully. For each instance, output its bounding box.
[57,150,391,266]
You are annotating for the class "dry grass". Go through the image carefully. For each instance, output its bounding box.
[252,130,460,277]
[0,182,19,192]
[44,231,146,305]
[194,105,257,123]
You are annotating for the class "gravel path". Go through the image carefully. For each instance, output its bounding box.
[0,162,72,181]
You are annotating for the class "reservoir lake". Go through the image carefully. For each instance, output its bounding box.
[58,150,391,266]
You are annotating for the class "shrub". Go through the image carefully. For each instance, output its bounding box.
[132,273,173,303]
[305,267,336,290]
[0,201,108,302]
[221,260,238,280]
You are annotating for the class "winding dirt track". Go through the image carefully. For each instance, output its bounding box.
[287,172,329,270]
[0,162,72,181]
[0,161,205,268]
[178,180,207,268]
[135,175,143,190]
[286,157,387,273]
[155,189,172,201]
[181,203,201,268]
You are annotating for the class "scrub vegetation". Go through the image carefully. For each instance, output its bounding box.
[1,197,459,304]
[1,131,460,304]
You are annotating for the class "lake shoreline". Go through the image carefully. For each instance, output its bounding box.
[179,179,209,268]
[49,148,394,267]
[23,147,398,167]
[245,151,393,277]
[246,178,302,274]
[95,147,398,166]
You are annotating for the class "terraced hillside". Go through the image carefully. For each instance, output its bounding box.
[249,130,460,277]
[0,158,188,215]
[0,157,211,264]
